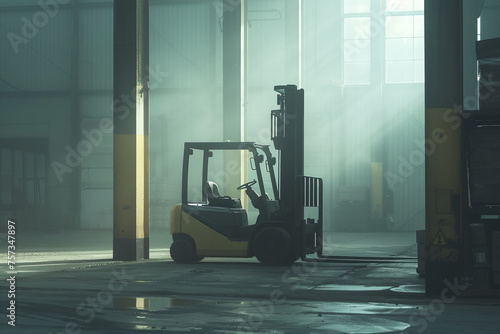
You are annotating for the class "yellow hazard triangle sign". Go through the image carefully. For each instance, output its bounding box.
[432,230,447,246]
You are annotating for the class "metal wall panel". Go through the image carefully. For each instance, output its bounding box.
[80,93,112,117]
[80,189,112,228]
[78,92,113,228]
[150,0,213,88]
[78,4,113,90]
[0,6,72,92]
[77,1,113,228]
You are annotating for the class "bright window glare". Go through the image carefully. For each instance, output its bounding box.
[344,17,370,39]
[344,0,370,14]
[386,0,424,12]
[414,60,425,82]
[386,16,414,38]
[414,0,424,11]
[414,15,424,37]
[343,16,371,84]
[385,12,424,83]
[414,38,424,59]
[386,38,413,60]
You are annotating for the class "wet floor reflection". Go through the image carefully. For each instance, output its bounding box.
[312,317,410,334]
[312,284,394,291]
[113,297,204,311]
[390,284,425,293]
[312,301,415,315]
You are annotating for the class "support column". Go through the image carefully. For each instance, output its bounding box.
[223,0,244,142]
[424,0,463,295]
[222,0,247,202]
[113,0,149,261]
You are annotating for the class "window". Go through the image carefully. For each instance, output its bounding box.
[343,0,371,85]
[385,0,424,83]
[341,0,424,85]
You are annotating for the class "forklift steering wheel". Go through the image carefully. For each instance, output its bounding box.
[237,179,257,190]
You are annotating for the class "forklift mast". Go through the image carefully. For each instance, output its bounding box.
[272,85,304,222]
[271,85,322,257]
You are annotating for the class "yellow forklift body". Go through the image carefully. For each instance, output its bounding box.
[170,205,248,257]
[170,205,182,235]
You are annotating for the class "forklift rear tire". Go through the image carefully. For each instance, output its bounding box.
[254,227,293,266]
[170,238,202,263]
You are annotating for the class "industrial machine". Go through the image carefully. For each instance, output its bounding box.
[169,85,323,265]
[459,38,500,290]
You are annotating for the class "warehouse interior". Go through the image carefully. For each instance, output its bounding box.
[0,0,429,234]
[1,0,500,333]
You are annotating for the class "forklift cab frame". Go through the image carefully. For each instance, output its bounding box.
[176,142,281,243]
[181,141,279,211]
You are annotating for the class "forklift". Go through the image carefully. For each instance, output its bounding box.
[169,85,323,265]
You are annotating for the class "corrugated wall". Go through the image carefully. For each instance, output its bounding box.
[77,2,113,228]
[150,0,213,89]
[78,3,113,91]
[0,5,72,92]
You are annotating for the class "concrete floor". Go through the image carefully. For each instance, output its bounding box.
[1,229,499,333]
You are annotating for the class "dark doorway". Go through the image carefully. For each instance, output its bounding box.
[0,138,48,228]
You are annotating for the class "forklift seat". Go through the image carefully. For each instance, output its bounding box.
[205,181,242,208]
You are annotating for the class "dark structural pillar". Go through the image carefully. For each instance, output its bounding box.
[424,0,463,295]
[113,0,149,261]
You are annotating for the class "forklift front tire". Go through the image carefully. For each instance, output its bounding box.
[170,238,201,263]
[254,227,293,266]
